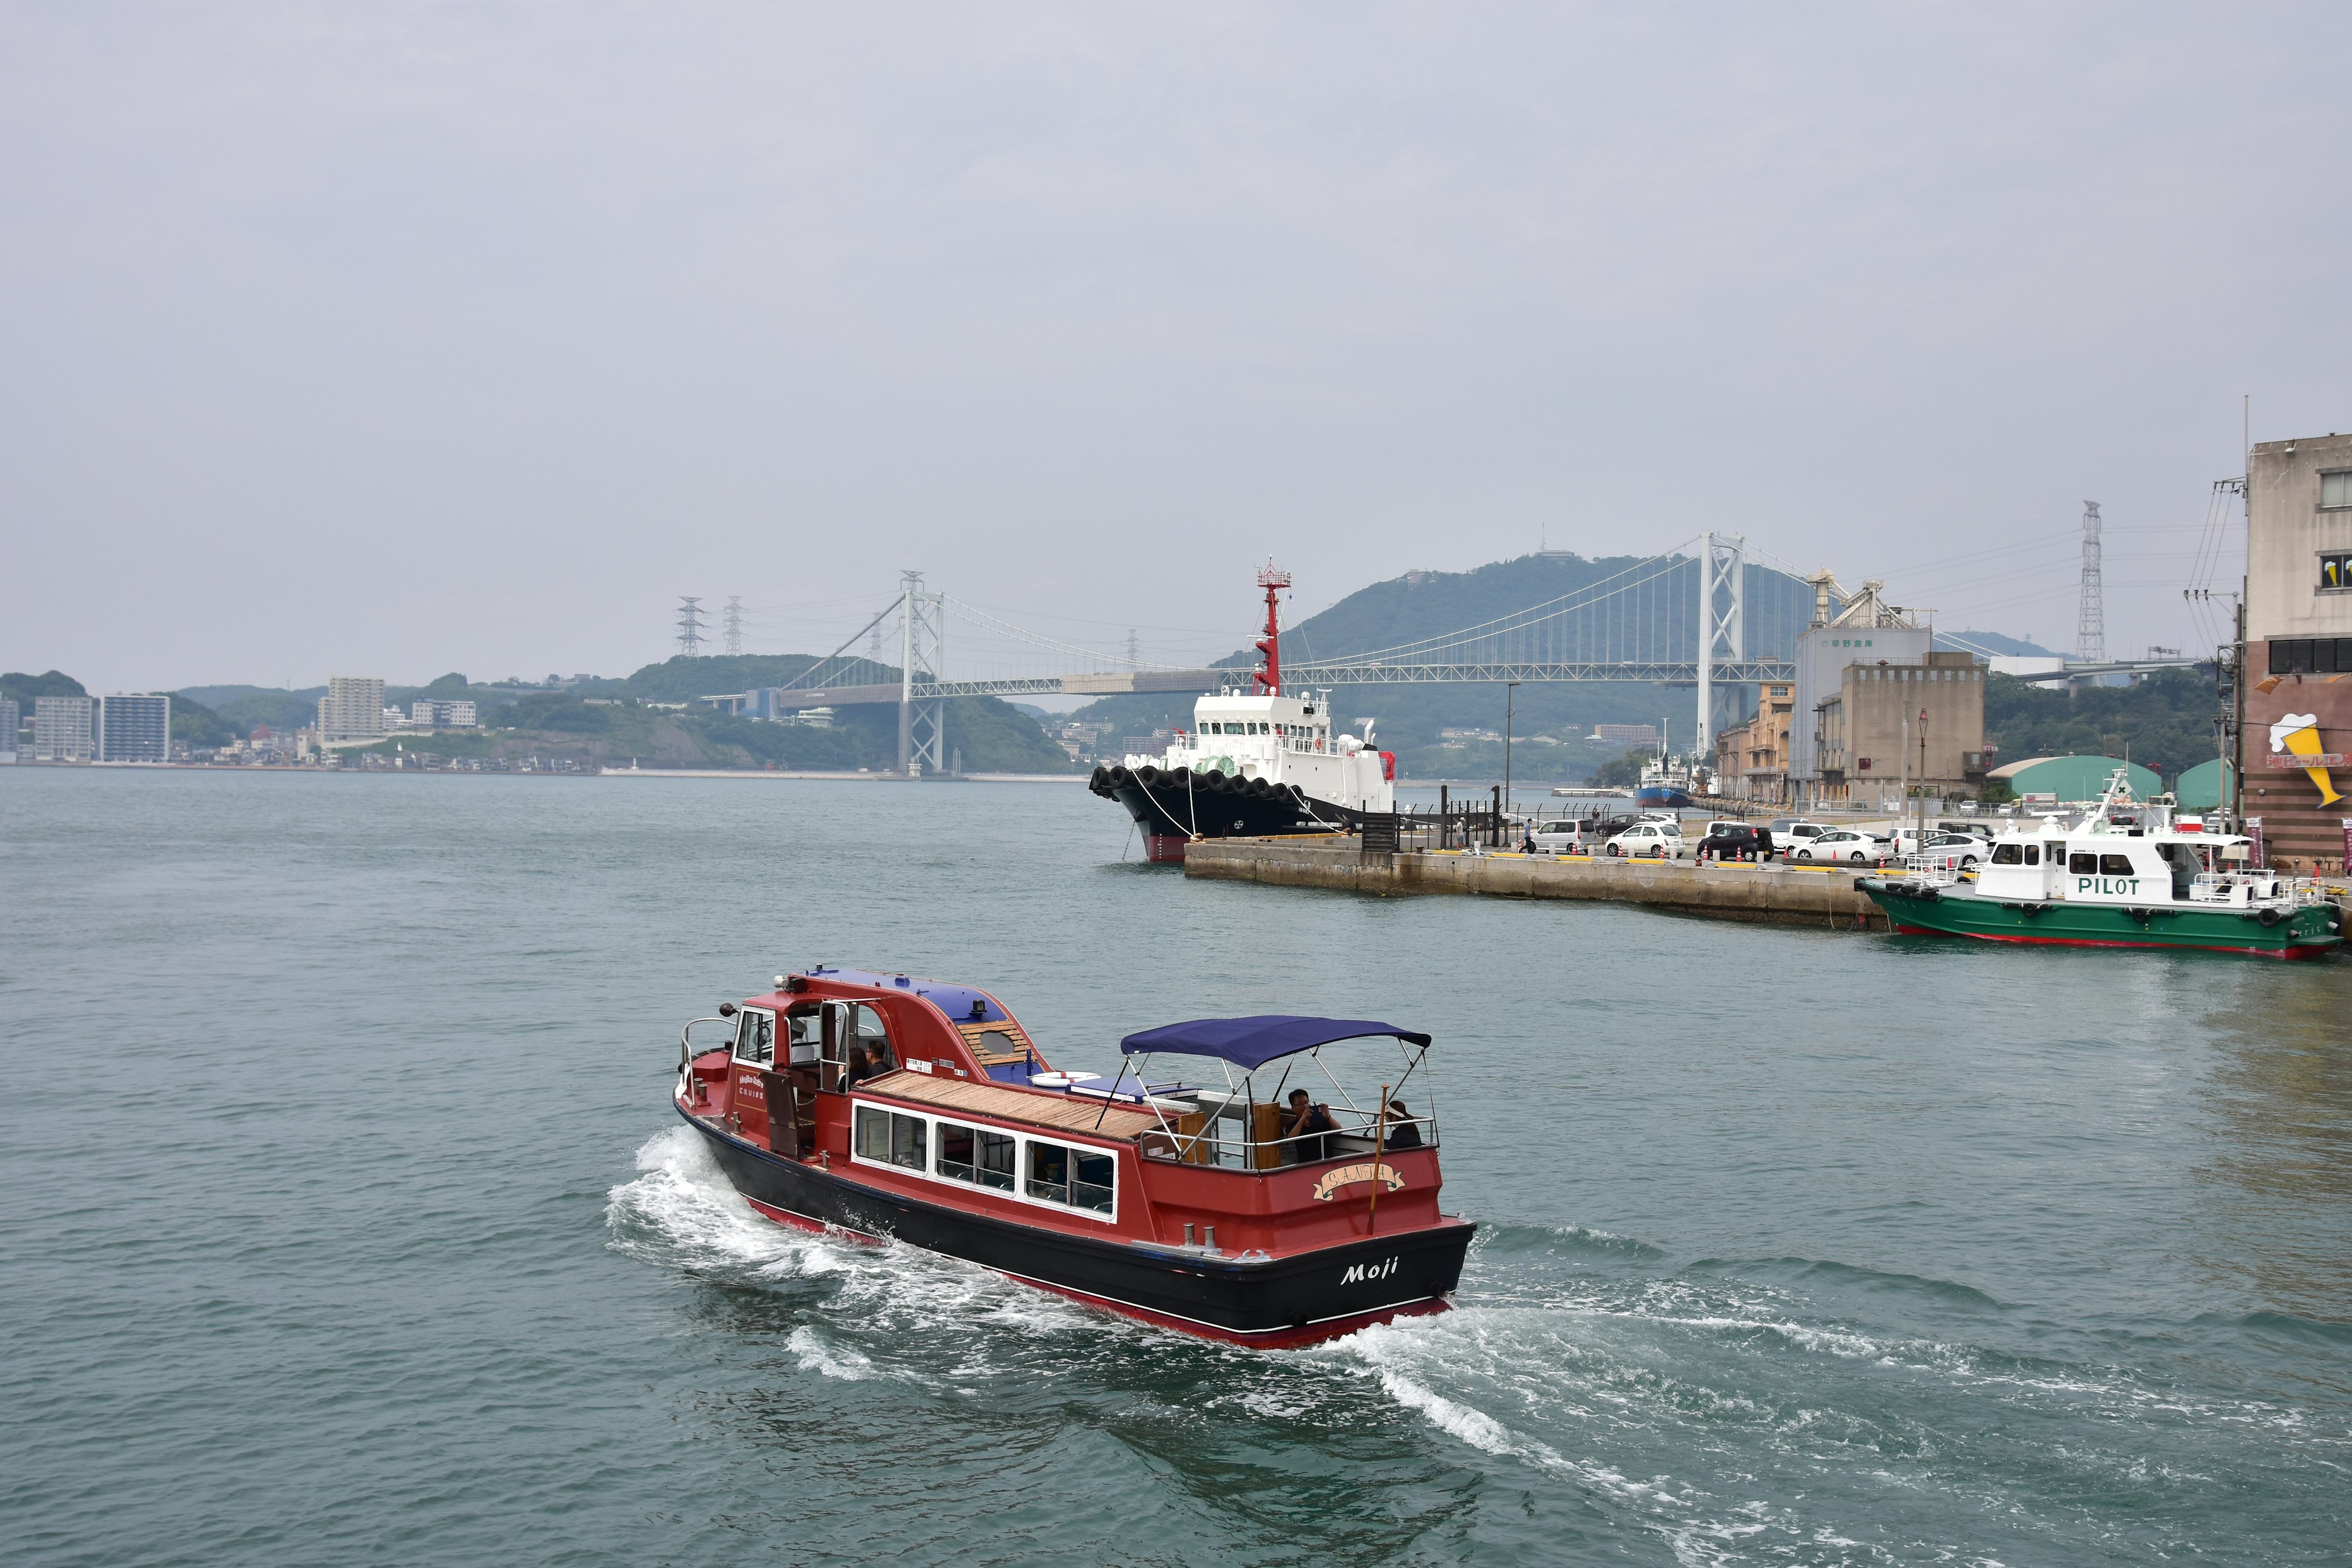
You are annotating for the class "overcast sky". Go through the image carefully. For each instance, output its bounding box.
[4,3,2346,692]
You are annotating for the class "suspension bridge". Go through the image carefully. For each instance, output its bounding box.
[703,534,1838,775]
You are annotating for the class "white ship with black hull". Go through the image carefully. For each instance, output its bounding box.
[1089,567,1395,862]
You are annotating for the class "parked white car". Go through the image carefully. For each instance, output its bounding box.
[1767,819,1833,855]
[1792,827,1888,864]
[1604,821,1687,859]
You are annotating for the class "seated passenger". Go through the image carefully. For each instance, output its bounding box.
[1382,1098,1422,1149]
[1284,1089,1338,1163]
[861,1033,896,1073]
[843,1044,876,1089]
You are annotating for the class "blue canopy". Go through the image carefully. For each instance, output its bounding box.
[1118,1016,1432,1072]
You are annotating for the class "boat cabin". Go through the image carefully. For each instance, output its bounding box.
[677,970,1457,1262]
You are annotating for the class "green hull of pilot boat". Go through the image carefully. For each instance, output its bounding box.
[1860,881,2344,960]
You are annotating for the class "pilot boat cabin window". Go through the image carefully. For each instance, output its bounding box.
[2068,853,2099,875]
[2025,845,2040,865]
[733,1008,776,1066]
[1992,843,2024,865]
[2099,854,2135,876]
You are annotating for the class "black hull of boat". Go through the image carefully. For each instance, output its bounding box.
[1088,766,1353,841]
[682,1108,1472,1344]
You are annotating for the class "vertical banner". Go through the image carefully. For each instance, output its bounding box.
[2247,816,2264,869]
[2342,818,2352,876]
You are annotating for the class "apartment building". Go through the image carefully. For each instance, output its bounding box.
[97,693,171,763]
[317,676,387,742]
[33,696,96,761]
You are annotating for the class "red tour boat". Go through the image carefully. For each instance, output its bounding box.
[674,966,1474,1346]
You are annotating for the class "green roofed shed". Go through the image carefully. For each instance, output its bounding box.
[2173,758,2237,811]
[1988,755,2162,801]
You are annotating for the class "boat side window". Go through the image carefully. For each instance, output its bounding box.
[733,1007,775,1066]
[890,1112,926,1171]
[2022,845,2040,865]
[1023,1139,1114,1215]
[1026,1141,1070,1204]
[937,1121,978,1182]
[977,1130,1016,1191]
[853,1106,889,1161]
[851,1105,927,1170]
[2100,854,2135,876]
[2068,853,2098,875]
[1992,843,2024,865]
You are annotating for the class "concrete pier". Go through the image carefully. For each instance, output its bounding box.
[1183,837,1887,929]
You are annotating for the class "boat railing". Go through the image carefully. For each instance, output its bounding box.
[1155,1106,1439,1169]
[676,1015,736,1069]
[1898,853,1966,886]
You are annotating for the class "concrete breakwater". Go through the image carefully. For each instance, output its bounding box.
[1183,837,1886,929]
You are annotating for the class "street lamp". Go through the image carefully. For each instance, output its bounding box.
[1504,680,1521,829]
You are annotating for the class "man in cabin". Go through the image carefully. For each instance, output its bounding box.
[1284,1089,1338,1163]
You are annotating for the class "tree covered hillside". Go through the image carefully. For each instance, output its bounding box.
[1985,668,2222,783]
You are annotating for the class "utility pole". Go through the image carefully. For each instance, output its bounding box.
[1126,628,1140,667]
[722,596,744,657]
[674,597,707,658]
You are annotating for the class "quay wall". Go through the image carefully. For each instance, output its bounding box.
[1184,838,1885,929]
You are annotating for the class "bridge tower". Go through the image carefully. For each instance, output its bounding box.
[1696,532,1746,760]
[898,570,947,777]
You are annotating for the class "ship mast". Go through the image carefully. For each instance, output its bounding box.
[1253,562,1291,695]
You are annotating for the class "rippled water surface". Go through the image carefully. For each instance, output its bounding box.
[3,769,2348,1566]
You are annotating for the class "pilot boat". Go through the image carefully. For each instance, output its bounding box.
[1858,771,2343,959]
[674,965,1474,1345]
[1089,565,1396,862]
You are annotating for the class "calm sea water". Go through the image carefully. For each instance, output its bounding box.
[2,768,2346,1566]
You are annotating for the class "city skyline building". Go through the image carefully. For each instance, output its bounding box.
[96,693,170,763]
[0,698,17,763]
[318,676,387,742]
[32,695,95,761]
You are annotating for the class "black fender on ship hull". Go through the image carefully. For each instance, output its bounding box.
[683,1107,1472,1343]
[1089,766,1357,840]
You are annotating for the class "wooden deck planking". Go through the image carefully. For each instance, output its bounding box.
[861,1072,1162,1140]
